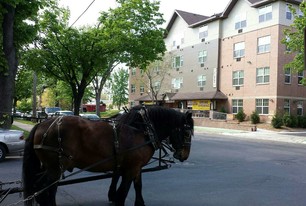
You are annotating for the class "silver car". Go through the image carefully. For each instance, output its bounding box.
[0,129,25,162]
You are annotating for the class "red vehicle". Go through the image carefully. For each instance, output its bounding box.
[82,104,106,112]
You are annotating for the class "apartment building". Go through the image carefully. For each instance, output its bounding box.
[129,0,305,121]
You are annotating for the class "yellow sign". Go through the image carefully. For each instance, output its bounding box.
[192,100,211,110]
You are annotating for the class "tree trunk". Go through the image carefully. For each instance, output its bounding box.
[0,4,17,129]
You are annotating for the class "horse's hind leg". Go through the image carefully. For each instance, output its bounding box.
[108,172,120,202]
[133,172,145,206]
[34,172,58,206]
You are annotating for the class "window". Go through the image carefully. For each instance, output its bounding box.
[232,70,244,86]
[197,75,206,87]
[172,77,183,89]
[298,8,303,17]
[258,36,271,53]
[131,68,136,76]
[199,25,208,39]
[172,55,183,68]
[286,4,292,20]
[256,99,269,114]
[256,67,270,84]
[173,34,184,47]
[234,42,245,58]
[297,100,303,116]
[284,68,291,84]
[298,71,304,85]
[140,84,144,93]
[284,36,291,52]
[131,84,136,93]
[284,99,290,114]
[259,5,272,23]
[154,81,160,91]
[153,65,160,74]
[198,50,207,63]
[235,13,247,30]
[232,99,243,114]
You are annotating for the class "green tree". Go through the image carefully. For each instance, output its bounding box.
[23,0,166,116]
[0,0,47,128]
[111,69,129,110]
[282,2,306,78]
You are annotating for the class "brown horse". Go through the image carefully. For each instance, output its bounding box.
[22,106,194,206]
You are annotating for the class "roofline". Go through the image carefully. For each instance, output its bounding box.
[189,13,222,28]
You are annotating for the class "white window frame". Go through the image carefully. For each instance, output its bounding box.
[234,42,245,58]
[172,34,184,47]
[232,70,244,86]
[259,5,272,23]
[171,77,183,89]
[285,68,291,84]
[140,84,144,93]
[131,68,136,76]
[197,75,206,87]
[284,99,290,114]
[258,36,271,54]
[256,67,270,84]
[235,13,247,30]
[298,71,304,85]
[286,4,292,20]
[154,81,161,91]
[172,55,183,68]
[297,100,303,116]
[199,25,208,39]
[131,84,136,93]
[232,99,243,114]
[198,50,207,63]
[256,99,269,114]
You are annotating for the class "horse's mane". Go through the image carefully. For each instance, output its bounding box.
[118,105,186,130]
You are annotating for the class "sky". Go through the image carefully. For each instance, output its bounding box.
[59,0,230,27]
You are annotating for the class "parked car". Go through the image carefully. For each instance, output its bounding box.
[0,129,25,162]
[44,107,61,117]
[54,110,74,116]
[80,114,100,121]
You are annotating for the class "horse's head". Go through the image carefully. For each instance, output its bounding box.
[170,111,194,162]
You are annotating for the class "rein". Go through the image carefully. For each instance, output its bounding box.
[137,107,160,150]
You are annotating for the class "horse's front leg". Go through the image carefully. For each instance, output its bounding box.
[116,174,133,206]
[133,172,145,206]
[108,171,120,202]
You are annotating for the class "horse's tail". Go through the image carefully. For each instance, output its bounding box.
[22,124,42,204]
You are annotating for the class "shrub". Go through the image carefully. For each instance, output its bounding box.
[220,107,227,113]
[282,113,292,127]
[250,111,260,124]
[271,113,283,128]
[282,113,298,128]
[297,116,306,128]
[235,109,246,122]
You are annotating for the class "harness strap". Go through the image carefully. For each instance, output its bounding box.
[33,145,73,160]
[138,107,160,150]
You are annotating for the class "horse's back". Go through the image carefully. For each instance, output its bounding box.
[33,116,115,172]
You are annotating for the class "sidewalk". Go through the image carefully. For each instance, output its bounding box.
[195,126,306,144]
[13,121,34,132]
[13,121,306,145]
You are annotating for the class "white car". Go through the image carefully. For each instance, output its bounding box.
[0,129,25,162]
[54,110,74,116]
[80,114,101,121]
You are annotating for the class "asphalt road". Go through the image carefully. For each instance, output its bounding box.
[2,133,306,206]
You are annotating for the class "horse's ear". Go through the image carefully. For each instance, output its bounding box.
[185,111,192,119]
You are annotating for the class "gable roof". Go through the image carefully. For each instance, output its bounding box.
[166,0,302,30]
[165,10,209,35]
[222,0,302,17]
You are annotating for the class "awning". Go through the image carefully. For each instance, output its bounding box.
[134,91,227,102]
[171,90,227,101]
[135,92,177,102]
